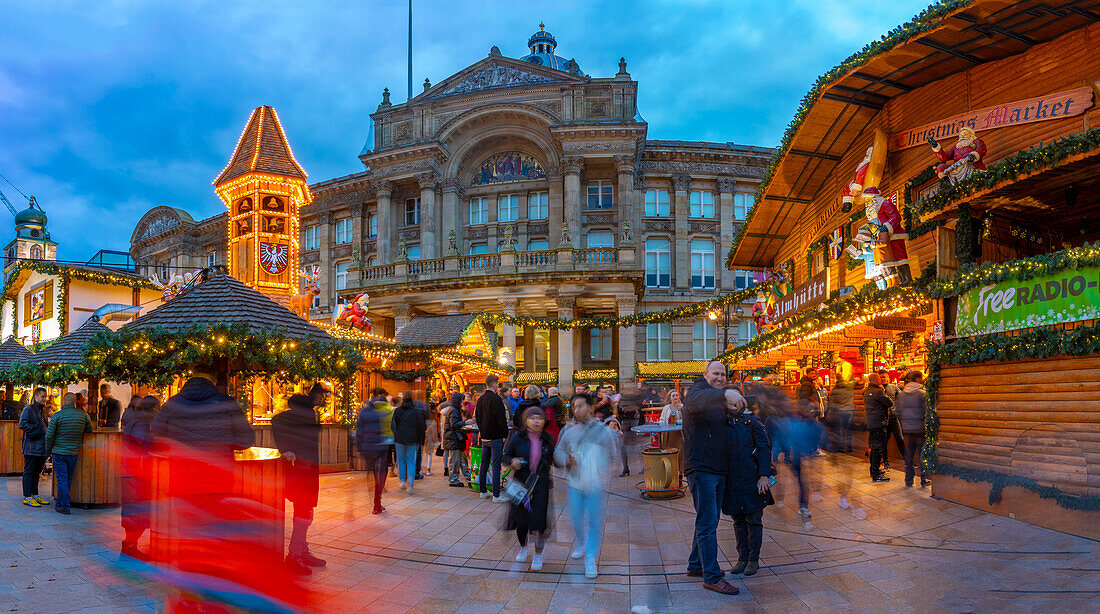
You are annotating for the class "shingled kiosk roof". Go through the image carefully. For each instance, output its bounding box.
[395,313,479,349]
[124,271,330,340]
[0,337,33,369]
[32,318,110,366]
[214,105,307,186]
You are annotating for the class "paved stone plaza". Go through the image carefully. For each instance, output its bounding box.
[2,433,1097,613]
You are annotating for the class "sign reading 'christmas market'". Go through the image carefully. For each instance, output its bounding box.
[891,85,1095,150]
[774,270,829,322]
[872,316,927,332]
[955,265,1100,336]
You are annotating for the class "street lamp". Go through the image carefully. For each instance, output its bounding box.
[709,301,745,352]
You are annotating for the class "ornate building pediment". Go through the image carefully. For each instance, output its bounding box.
[471,152,546,186]
[426,60,576,100]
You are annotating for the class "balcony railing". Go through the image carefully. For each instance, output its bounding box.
[354,244,637,288]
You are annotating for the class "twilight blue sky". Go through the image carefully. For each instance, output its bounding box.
[1,0,929,261]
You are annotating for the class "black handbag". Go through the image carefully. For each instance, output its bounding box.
[434,445,444,457]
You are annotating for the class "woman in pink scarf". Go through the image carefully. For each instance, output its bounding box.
[503,407,555,571]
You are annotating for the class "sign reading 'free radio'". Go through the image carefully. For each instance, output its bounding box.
[956,265,1100,336]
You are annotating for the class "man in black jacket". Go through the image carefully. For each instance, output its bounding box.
[272,383,328,574]
[862,374,892,482]
[682,361,743,596]
[474,375,509,502]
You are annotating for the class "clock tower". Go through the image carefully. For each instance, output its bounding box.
[4,197,58,276]
[213,106,309,298]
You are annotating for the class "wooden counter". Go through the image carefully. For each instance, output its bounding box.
[51,430,121,506]
[0,420,23,475]
[253,423,350,473]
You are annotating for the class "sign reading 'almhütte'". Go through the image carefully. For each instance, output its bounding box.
[891,85,1095,150]
[774,270,829,322]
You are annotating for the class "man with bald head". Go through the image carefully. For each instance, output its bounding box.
[682,361,744,595]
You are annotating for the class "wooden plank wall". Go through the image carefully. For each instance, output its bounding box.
[254,424,350,472]
[1,421,24,475]
[779,21,1100,289]
[936,355,1100,497]
[52,431,121,505]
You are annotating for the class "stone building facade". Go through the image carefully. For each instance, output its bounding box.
[131,27,772,391]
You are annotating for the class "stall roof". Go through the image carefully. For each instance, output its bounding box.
[728,0,1100,269]
[124,271,330,340]
[31,318,110,366]
[0,337,33,369]
[395,313,480,349]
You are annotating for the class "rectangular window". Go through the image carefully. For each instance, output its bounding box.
[335,261,349,291]
[646,323,671,361]
[644,189,670,217]
[468,243,489,255]
[644,238,671,288]
[335,218,352,244]
[734,270,755,291]
[693,319,718,360]
[498,194,520,222]
[527,192,548,220]
[586,181,614,209]
[368,213,378,238]
[690,239,715,289]
[527,239,549,251]
[303,225,320,250]
[690,190,715,218]
[586,230,614,248]
[469,197,489,225]
[738,320,755,344]
[734,193,754,220]
[207,251,216,267]
[406,244,420,261]
[589,328,612,360]
[404,198,420,226]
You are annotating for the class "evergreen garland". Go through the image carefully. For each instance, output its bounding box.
[921,244,1100,299]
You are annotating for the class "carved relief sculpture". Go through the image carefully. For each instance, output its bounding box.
[439,64,557,97]
[471,153,546,186]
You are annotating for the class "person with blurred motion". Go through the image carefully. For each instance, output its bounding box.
[475,375,509,503]
[272,383,329,575]
[46,393,93,515]
[391,390,426,495]
[827,375,856,453]
[721,388,776,577]
[98,383,122,430]
[120,395,159,558]
[505,386,523,419]
[602,406,630,478]
[660,389,686,481]
[18,387,50,508]
[554,393,615,579]
[877,369,906,472]
[423,405,440,477]
[683,362,742,595]
[785,405,825,520]
[540,386,566,443]
[863,373,893,483]
[896,370,931,488]
[356,396,391,514]
[443,392,471,487]
[504,407,555,571]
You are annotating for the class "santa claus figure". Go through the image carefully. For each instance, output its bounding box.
[930,127,987,186]
[337,293,373,332]
[751,292,772,335]
[841,146,874,213]
[861,187,911,285]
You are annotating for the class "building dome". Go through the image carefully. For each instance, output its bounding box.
[14,204,46,227]
[521,24,585,76]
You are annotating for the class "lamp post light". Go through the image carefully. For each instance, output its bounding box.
[708,301,746,353]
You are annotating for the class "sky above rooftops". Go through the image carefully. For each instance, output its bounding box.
[1,0,927,261]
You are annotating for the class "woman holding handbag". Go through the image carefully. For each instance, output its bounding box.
[503,406,555,571]
[721,393,776,577]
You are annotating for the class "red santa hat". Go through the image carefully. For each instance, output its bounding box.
[861,187,881,196]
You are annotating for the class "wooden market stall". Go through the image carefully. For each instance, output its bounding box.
[0,337,33,475]
[724,0,1100,538]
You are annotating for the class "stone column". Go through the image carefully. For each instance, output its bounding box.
[616,297,637,390]
[375,181,392,265]
[440,178,463,254]
[671,174,691,289]
[563,157,584,242]
[418,173,439,260]
[717,177,737,290]
[547,166,564,248]
[615,155,635,224]
[349,202,364,283]
[317,211,333,308]
[498,297,519,370]
[393,304,413,334]
[555,296,575,393]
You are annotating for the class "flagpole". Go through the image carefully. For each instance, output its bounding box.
[407,0,413,101]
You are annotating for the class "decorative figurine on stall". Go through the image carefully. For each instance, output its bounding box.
[337,293,373,332]
[860,187,912,285]
[842,146,874,213]
[751,291,773,335]
[290,266,321,320]
[846,223,888,290]
[149,269,202,301]
[929,127,987,189]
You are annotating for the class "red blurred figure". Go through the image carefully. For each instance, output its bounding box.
[272,383,329,574]
[120,395,159,559]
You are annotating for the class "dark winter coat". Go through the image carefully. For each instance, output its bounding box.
[797,376,818,405]
[443,396,468,451]
[512,398,544,430]
[18,402,48,456]
[895,382,928,434]
[355,402,388,458]
[721,409,777,516]
[542,395,566,427]
[474,389,509,441]
[120,409,155,529]
[391,399,425,446]
[272,395,321,508]
[862,383,892,430]
[45,403,93,456]
[99,397,122,429]
[150,377,254,455]
[503,428,554,532]
[683,376,735,476]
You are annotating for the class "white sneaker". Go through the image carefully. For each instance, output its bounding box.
[492,495,509,504]
[571,546,584,560]
[531,554,543,571]
[585,561,598,579]
[516,547,528,562]
[799,507,812,519]
[838,495,850,510]
[480,491,491,499]
[426,470,433,476]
